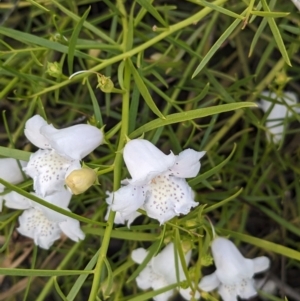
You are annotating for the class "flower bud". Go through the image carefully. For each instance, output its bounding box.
[46,62,62,78]
[181,240,192,254]
[65,168,97,195]
[200,253,214,266]
[96,74,114,93]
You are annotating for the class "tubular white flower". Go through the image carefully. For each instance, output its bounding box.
[0,158,27,211]
[4,189,84,249]
[23,115,103,196]
[24,149,81,196]
[124,139,177,185]
[199,237,270,301]
[110,139,205,224]
[260,91,300,144]
[131,242,191,301]
[40,123,103,160]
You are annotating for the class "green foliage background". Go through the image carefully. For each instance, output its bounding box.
[0,0,300,300]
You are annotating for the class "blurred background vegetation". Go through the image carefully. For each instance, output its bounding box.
[0,0,300,300]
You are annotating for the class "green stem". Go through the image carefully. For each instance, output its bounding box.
[87,2,131,297]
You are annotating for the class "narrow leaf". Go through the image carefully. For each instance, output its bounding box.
[135,0,168,27]
[68,7,91,75]
[222,229,300,261]
[189,144,236,186]
[192,17,243,78]
[127,59,165,119]
[130,102,256,138]
[0,147,31,161]
[261,0,291,66]
[0,268,92,276]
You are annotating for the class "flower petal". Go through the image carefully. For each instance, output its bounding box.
[144,175,197,224]
[4,191,32,210]
[41,124,103,160]
[105,200,141,227]
[152,243,191,284]
[110,185,146,216]
[17,208,61,249]
[24,149,80,197]
[0,158,27,192]
[199,272,220,291]
[24,115,52,149]
[252,256,270,274]
[260,91,299,144]
[212,237,254,284]
[59,215,85,242]
[170,149,206,178]
[104,191,141,228]
[135,264,156,290]
[132,248,148,264]
[152,277,174,301]
[218,284,238,301]
[123,139,176,185]
[237,278,257,299]
[38,189,72,208]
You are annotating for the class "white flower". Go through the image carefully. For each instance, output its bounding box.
[180,284,201,300]
[0,158,27,211]
[259,91,300,144]
[105,191,141,227]
[131,242,191,301]
[4,189,84,249]
[23,115,103,196]
[199,237,270,301]
[110,139,205,224]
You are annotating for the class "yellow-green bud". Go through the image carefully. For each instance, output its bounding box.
[275,72,291,87]
[97,74,114,93]
[65,168,97,195]
[200,253,214,266]
[181,240,192,254]
[46,62,62,78]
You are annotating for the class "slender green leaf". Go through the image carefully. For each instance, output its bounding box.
[257,205,300,237]
[84,227,158,241]
[87,79,103,126]
[135,0,168,27]
[193,0,244,19]
[0,268,93,276]
[261,0,291,66]
[204,188,243,213]
[67,251,99,301]
[130,102,256,138]
[0,147,31,161]
[127,59,165,119]
[68,7,91,75]
[50,0,116,44]
[0,27,98,61]
[222,229,300,261]
[54,277,68,301]
[0,179,106,226]
[192,17,243,78]
[189,144,236,186]
[251,11,289,18]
